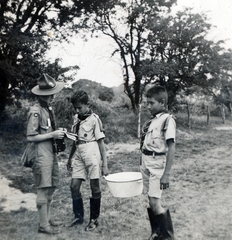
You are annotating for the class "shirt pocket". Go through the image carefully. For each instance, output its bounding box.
[80,124,93,140]
[150,129,165,149]
[151,129,161,139]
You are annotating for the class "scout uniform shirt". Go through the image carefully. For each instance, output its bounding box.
[71,113,105,180]
[142,113,176,154]
[27,104,58,187]
[72,113,105,142]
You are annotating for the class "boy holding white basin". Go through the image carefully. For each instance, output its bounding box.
[140,85,176,240]
[66,90,109,231]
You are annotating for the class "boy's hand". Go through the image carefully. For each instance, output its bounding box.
[160,173,170,190]
[102,166,109,176]
[53,129,65,139]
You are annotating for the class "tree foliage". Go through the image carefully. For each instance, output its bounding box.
[87,2,232,113]
[86,0,177,113]
[0,0,107,112]
[143,9,231,107]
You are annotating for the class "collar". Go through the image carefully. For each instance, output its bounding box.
[153,111,168,118]
[78,109,93,121]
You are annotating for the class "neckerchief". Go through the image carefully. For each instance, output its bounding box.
[76,109,93,135]
[140,116,153,150]
[38,98,57,131]
[38,98,58,153]
[140,110,168,150]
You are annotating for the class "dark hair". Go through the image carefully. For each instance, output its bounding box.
[71,90,89,105]
[146,85,168,106]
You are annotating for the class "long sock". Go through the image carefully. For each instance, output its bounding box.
[47,200,52,222]
[37,203,49,228]
[47,187,55,222]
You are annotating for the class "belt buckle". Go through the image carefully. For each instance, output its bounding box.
[152,151,155,157]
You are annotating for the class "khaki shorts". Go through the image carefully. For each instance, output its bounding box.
[72,141,101,180]
[140,154,166,198]
[33,158,59,188]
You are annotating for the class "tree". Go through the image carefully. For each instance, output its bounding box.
[87,0,177,114]
[0,0,107,113]
[142,9,231,108]
[88,4,232,116]
[213,76,232,122]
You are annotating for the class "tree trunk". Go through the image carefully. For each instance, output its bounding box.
[221,104,226,124]
[229,103,232,121]
[0,70,8,113]
[206,105,210,126]
[137,103,141,139]
[186,102,191,129]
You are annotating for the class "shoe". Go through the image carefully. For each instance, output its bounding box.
[38,226,60,234]
[149,232,160,240]
[68,217,84,227]
[49,220,63,227]
[85,219,98,231]
[85,197,101,231]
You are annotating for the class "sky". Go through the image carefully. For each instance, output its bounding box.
[48,0,232,88]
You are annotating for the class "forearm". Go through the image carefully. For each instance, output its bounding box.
[27,133,54,142]
[68,142,76,160]
[97,139,108,166]
[164,141,175,175]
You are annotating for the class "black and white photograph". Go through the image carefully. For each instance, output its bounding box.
[0,0,232,239]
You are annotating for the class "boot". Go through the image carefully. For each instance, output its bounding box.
[69,198,84,227]
[156,209,174,240]
[85,197,101,231]
[147,208,160,240]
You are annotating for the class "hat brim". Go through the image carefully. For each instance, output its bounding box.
[31,82,64,96]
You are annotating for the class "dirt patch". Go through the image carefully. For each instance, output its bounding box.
[0,142,139,213]
[106,141,140,155]
[0,175,36,212]
[214,126,232,130]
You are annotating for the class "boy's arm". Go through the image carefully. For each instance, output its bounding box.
[27,130,65,142]
[66,141,76,171]
[160,139,175,189]
[97,138,109,176]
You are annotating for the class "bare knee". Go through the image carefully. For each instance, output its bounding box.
[149,196,164,215]
[70,179,82,198]
[90,179,101,198]
[47,187,56,201]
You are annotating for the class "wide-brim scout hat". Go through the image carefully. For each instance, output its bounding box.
[31,74,64,96]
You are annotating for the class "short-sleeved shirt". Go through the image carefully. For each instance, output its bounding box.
[142,113,176,153]
[71,113,105,180]
[26,104,58,188]
[72,113,105,142]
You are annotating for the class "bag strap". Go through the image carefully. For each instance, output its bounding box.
[162,114,173,132]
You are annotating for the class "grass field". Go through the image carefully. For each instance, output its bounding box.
[0,115,232,240]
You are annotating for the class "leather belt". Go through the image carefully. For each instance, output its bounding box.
[142,149,166,156]
[76,140,95,145]
[76,140,89,145]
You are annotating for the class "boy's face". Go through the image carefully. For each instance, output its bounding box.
[73,102,89,116]
[39,95,55,103]
[146,97,165,116]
